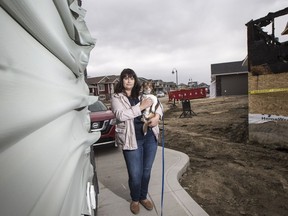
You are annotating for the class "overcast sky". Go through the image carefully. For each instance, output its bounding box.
[83,0,287,84]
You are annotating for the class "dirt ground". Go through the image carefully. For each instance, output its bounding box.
[159,95,288,216]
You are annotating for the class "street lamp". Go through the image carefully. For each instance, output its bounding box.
[172,68,178,87]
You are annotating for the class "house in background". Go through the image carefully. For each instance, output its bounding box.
[178,83,188,89]
[138,77,149,82]
[163,81,177,93]
[86,75,119,100]
[86,75,179,99]
[86,74,209,99]
[188,80,198,88]
[139,78,177,93]
[210,60,248,97]
[153,79,164,92]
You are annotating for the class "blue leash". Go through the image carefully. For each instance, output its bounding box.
[160,114,165,216]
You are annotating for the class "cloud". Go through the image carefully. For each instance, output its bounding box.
[83,0,288,84]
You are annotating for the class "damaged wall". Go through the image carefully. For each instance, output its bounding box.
[248,73,288,149]
[249,72,288,116]
[0,1,99,215]
[247,8,288,149]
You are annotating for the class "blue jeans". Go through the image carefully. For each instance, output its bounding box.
[123,131,158,201]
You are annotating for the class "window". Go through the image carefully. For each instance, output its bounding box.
[99,84,105,91]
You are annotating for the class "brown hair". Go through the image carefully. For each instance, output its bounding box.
[114,68,141,98]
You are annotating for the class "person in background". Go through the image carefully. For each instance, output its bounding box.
[111,68,163,214]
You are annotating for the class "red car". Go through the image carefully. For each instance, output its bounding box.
[88,100,116,147]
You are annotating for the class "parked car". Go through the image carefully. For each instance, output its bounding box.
[89,100,116,147]
[156,91,165,97]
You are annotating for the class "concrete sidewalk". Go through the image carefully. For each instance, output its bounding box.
[94,146,209,216]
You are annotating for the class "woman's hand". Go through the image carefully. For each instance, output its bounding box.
[139,98,153,111]
[148,114,160,127]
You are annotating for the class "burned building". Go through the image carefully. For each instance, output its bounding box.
[246,7,288,149]
[246,7,288,75]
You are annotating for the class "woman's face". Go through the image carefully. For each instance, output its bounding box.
[123,76,135,92]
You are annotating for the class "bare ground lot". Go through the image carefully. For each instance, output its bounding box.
[159,95,288,216]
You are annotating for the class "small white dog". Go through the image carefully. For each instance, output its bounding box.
[141,81,160,135]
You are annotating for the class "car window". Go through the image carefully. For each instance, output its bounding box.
[88,101,108,112]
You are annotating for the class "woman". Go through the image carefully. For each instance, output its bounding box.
[111,68,163,214]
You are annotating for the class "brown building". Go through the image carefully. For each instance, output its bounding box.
[86,75,119,100]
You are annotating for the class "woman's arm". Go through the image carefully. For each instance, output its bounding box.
[149,102,163,127]
[111,96,142,122]
[148,113,161,127]
[111,94,155,122]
